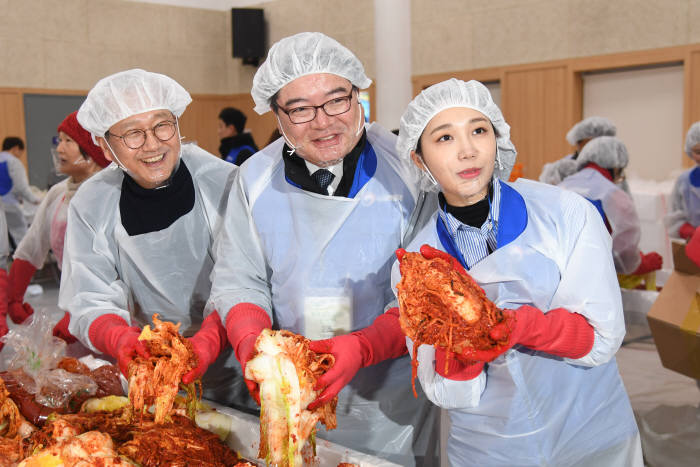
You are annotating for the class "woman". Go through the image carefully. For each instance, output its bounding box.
[6,111,109,327]
[558,136,662,275]
[667,121,700,239]
[393,78,642,466]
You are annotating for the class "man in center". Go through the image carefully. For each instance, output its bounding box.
[210,32,436,465]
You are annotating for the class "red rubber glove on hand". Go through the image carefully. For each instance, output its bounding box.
[397,244,467,275]
[225,303,272,405]
[182,312,228,384]
[435,347,484,380]
[679,222,695,240]
[632,251,663,275]
[307,307,406,410]
[52,312,77,344]
[686,226,700,267]
[460,305,594,362]
[7,259,36,324]
[89,314,150,377]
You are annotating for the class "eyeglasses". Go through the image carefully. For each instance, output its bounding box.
[107,120,178,149]
[277,91,355,124]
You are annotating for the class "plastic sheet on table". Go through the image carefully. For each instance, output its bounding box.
[197,400,402,467]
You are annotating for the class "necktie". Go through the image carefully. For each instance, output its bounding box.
[312,169,335,192]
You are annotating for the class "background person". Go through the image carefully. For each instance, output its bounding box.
[559,136,662,275]
[667,121,700,240]
[0,137,42,247]
[6,111,108,333]
[539,116,617,186]
[217,107,258,166]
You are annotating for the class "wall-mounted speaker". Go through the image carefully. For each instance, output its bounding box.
[232,8,266,66]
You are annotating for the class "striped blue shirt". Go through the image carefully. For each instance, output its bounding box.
[438,177,501,269]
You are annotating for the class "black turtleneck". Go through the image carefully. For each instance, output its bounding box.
[119,161,195,236]
[282,130,367,197]
[439,183,494,228]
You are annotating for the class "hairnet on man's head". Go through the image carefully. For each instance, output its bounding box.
[77,69,192,139]
[396,78,517,189]
[251,32,372,115]
[576,136,629,170]
[685,122,700,157]
[565,116,616,146]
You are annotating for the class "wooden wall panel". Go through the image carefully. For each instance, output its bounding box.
[684,50,700,169]
[501,66,569,180]
[178,94,277,158]
[0,89,27,166]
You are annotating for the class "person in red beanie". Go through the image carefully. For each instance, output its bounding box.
[5,111,108,341]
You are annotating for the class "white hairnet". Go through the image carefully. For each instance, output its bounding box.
[576,136,629,170]
[77,69,192,138]
[565,116,616,146]
[251,32,372,115]
[396,78,517,190]
[685,121,700,156]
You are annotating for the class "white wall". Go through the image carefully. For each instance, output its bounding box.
[582,65,684,182]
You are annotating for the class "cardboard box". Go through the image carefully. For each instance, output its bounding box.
[646,241,700,380]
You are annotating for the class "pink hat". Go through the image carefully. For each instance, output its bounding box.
[57,111,110,168]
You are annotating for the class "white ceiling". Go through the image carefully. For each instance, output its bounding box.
[123,0,265,11]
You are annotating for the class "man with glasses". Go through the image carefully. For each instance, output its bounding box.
[209,33,436,465]
[59,69,256,411]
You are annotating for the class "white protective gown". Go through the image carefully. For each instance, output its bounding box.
[60,144,253,410]
[666,166,700,237]
[394,179,641,467]
[210,124,438,466]
[559,167,641,274]
[13,177,77,269]
[0,151,41,244]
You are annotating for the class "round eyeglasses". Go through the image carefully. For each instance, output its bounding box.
[277,91,355,124]
[107,120,178,150]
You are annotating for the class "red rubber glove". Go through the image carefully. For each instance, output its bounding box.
[397,244,468,275]
[0,269,8,350]
[679,222,695,240]
[686,227,700,267]
[460,305,594,362]
[52,312,77,343]
[435,348,484,380]
[307,307,406,410]
[224,303,272,405]
[632,251,663,275]
[182,312,228,384]
[7,259,36,324]
[89,314,150,377]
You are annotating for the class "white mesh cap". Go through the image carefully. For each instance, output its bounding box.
[565,116,616,146]
[396,78,517,190]
[577,136,629,170]
[685,121,700,156]
[251,32,372,115]
[77,69,192,138]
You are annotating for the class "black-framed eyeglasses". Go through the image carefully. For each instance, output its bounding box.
[107,120,178,150]
[277,90,355,124]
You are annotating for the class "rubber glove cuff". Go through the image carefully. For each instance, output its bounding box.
[182,312,228,384]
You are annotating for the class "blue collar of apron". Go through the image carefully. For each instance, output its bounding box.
[284,140,377,199]
[690,166,700,187]
[436,181,527,269]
